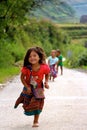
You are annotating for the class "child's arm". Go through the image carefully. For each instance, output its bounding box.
[44,74,49,89]
[48,56,50,66]
[48,59,50,66]
[55,60,58,71]
[20,73,31,93]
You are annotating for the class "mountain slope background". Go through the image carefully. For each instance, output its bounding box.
[31,0,87,23]
[31,0,76,23]
[0,0,87,83]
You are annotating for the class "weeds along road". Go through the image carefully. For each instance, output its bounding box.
[0,67,87,130]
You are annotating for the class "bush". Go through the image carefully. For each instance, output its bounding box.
[0,41,14,67]
[64,43,87,68]
[78,51,87,66]
[10,42,25,62]
[0,19,70,68]
[23,19,69,53]
[0,39,25,67]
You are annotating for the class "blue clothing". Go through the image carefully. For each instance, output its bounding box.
[48,56,58,65]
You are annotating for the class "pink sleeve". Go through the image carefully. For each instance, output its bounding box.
[43,64,50,74]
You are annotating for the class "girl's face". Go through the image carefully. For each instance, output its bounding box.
[28,51,40,65]
[51,50,56,57]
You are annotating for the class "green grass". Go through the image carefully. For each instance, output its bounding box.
[78,66,87,70]
[63,39,87,68]
[0,66,20,83]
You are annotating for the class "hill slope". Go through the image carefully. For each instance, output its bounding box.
[31,0,76,23]
[30,0,87,23]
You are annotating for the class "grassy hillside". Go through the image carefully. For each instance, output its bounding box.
[57,23,87,68]
[1,21,87,83]
[57,24,87,39]
[0,19,69,83]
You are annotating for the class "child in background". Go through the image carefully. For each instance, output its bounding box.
[56,49,63,75]
[48,50,58,81]
[14,47,50,127]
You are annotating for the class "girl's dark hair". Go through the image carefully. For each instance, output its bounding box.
[23,46,46,67]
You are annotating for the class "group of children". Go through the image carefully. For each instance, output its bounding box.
[14,46,63,128]
[48,49,63,81]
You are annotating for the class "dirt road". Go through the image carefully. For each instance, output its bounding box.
[0,68,87,130]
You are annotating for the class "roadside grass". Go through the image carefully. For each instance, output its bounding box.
[0,66,20,83]
[80,66,87,70]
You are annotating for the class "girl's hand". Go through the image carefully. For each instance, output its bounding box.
[44,82,49,89]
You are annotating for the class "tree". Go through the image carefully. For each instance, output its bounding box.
[0,0,46,38]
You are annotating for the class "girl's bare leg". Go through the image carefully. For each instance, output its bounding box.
[60,66,63,75]
[32,114,39,127]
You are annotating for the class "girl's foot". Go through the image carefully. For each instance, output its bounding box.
[32,123,39,127]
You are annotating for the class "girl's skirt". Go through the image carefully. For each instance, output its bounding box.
[50,64,57,78]
[14,87,44,116]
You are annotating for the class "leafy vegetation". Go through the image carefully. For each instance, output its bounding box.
[63,43,87,68]
[59,24,87,39]
[0,0,87,83]
[78,50,87,66]
[0,66,20,83]
[0,0,46,83]
[0,17,69,83]
[59,24,87,68]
